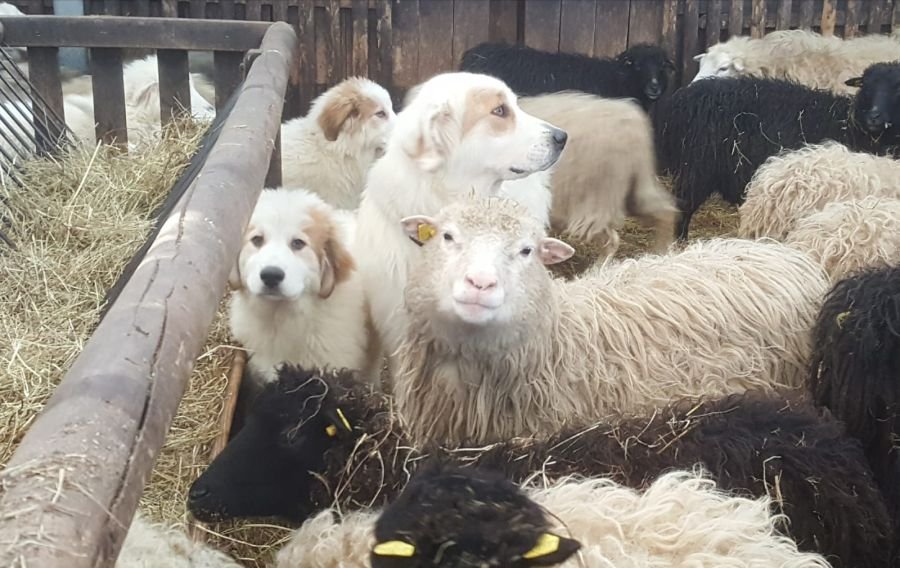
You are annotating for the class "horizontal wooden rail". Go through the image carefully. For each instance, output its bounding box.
[0,21,296,568]
[0,16,271,51]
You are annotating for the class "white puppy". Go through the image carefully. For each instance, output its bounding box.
[355,71,567,361]
[229,188,371,384]
[281,77,396,209]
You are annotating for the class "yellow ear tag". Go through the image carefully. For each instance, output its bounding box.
[417,224,437,242]
[373,540,416,557]
[335,407,352,431]
[522,533,560,559]
[325,425,338,437]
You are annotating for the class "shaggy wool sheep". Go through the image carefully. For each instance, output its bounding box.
[656,63,900,240]
[275,467,831,568]
[517,92,676,256]
[809,265,900,528]
[785,196,900,281]
[460,42,674,110]
[396,197,826,444]
[228,188,373,384]
[739,142,900,239]
[280,77,396,209]
[116,513,240,567]
[355,72,565,361]
[693,29,900,95]
[188,367,892,566]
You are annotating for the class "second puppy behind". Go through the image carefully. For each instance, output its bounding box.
[229,188,372,385]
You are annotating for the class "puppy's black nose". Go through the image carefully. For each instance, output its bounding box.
[188,484,210,503]
[260,266,285,288]
[551,127,567,150]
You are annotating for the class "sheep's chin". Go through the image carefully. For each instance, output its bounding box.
[451,299,501,326]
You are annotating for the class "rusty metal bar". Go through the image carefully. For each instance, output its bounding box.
[157,48,191,125]
[89,47,127,148]
[0,16,271,51]
[0,21,297,568]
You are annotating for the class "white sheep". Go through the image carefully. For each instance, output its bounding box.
[280,77,396,209]
[274,470,830,568]
[355,72,565,362]
[518,91,676,257]
[785,196,900,282]
[693,29,900,95]
[395,197,827,445]
[116,513,240,567]
[229,188,373,384]
[738,141,900,239]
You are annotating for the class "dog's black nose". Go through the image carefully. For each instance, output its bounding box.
[551,127,567,149]
[188,484,210,503]
[259,266,285,288]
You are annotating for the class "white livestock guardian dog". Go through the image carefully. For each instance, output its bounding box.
[229,189,371,384]
[355,71,568,363]
[281,77,396,209]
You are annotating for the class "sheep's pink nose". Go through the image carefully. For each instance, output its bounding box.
[464,271,497,291]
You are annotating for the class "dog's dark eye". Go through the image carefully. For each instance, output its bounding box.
[520,246,533,257]
[443,232,454,242]
[250,235,264,247]
[291,238,306,250]
[491,104,507,118]
[375,110,387,119]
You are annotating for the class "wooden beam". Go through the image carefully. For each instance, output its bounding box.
[213,50,244,112]
[0,16,270,51]
[750,0,766,38]
[89,47,127,148]
[706,0,723,48]
[157,49,191,126]
[728,0,744,38]
[26,46,66,154]
[775,0,792,30]
[821,0,837,36]
[0,22,297,568]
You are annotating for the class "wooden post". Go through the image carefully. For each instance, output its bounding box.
[775,0,793,30]
[0,22,297,568]
[706,0,722,47]
[750,0,766,38]
[728,0,744,37]
[26,46,66,154]
[821,0,837,36]
[157,48,191,125]
[89,47,128,148]
[213,51,244,112]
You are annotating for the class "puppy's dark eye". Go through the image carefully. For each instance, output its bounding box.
[443,232,454,242]
[250,235,264,247]
[520,246,533,257]
[492,104,507,118]
[375,110,388,119]
[291,238,306,250]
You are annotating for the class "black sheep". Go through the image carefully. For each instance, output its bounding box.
[188,367,894,568]
[371,465,581,568]
[459,42,674,111]
[655,63,900,240]
[809,265,900,526]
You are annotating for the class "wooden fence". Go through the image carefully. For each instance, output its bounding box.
[12,1,900,115]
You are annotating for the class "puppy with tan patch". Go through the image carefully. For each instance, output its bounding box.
[281,78,396,210]
[355,72,567,363]
[229,188,372,384]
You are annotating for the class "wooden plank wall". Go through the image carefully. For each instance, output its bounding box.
[13,0,900,116]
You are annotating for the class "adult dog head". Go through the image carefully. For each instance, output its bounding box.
[396,72,567,185]
[230,189,355,302]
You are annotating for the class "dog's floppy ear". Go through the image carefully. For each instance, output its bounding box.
[318,93,361,142]
[310,210,355,299]
[403,101,457,173]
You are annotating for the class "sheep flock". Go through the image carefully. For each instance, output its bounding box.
[5,3,900,567]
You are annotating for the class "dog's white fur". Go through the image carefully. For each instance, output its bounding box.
[281,77,396,209]
[355,72,566,360]
[229,188,371,384]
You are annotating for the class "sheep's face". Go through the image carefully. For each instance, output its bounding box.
[618,44,674,101]
[371,466,581,567]
[231,189,355,302]
[396,72,567,184]
[692,48,745,82]
[402,198,573,328]
[313,77,396,160]
[848,63,900,135]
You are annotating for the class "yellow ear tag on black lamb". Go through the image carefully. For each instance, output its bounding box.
[325,424,338,437]
[373,540,416,557]
[522,533,560,559]
[417,223,437,242]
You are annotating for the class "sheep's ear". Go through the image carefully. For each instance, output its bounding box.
[845,76,864,88]
[521,533,582,566]
[692,54,704,62]
[732,59,746,73]
[370,540,417,567]
[405,102,456,172]
[400,215,438,247]
[538,237,575,265]
[318,94,361,142]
